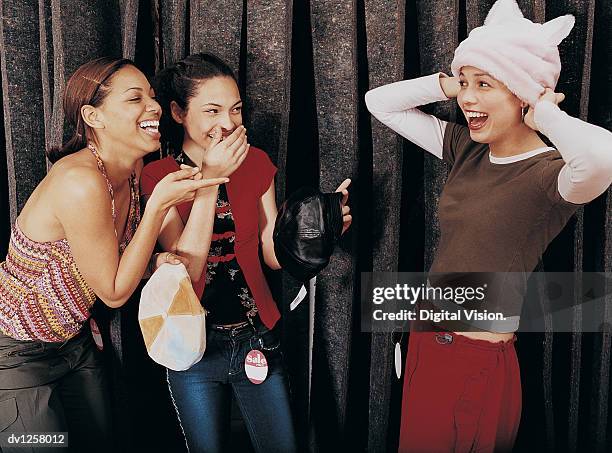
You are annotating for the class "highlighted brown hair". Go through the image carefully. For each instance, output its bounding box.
[46,56,135,163]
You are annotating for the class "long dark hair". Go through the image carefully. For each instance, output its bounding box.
[153,52,237,156]
[46,56,135,163]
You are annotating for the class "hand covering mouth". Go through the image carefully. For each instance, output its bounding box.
[207,129,235,140]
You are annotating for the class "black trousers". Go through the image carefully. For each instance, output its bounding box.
[0,326,112,453]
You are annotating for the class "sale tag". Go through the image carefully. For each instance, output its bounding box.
[244,349,268,384]
[90,318,103,351]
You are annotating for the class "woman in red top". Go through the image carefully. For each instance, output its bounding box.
[140,53,351,452]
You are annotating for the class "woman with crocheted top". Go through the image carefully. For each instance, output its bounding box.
[0,57,226,451]
[365,0,612,451]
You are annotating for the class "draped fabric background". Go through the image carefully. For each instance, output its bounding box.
[0,0,610,452]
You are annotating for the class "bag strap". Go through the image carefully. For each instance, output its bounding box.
[307,276,316,421]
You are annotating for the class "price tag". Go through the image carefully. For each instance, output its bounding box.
[244,349,268,384]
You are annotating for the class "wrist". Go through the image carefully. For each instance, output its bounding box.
[200,164,223,179]
[195,185,219,198]
[143,199,168,223]
[439,74,459,99]
[533,100,558,131]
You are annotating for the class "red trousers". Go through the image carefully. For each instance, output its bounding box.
[398,331,521,453]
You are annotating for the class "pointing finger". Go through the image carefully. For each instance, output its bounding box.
[171,166,200,181]
[196,177,229,188]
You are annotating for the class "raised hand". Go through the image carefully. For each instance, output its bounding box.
[335,178,352,235]
[201,125,250,178]
[148,166,228,212]
[524,88,565,131]
[439,73,461,99]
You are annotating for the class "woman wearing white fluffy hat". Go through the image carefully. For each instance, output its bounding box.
[366,0,612,451]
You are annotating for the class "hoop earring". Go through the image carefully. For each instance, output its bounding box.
[521,107,526,123]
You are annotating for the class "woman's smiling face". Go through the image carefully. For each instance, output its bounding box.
[457,66,524,144]
[173,76,243,152]
[95,65,161,154]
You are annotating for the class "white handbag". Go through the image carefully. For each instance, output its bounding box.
[138,263,206,371]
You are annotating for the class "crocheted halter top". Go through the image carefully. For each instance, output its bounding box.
[0,146,140,342]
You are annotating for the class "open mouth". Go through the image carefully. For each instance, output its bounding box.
[465,111,489,131]
[139,120,161,140]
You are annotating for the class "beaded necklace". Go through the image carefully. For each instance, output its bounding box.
[87,143,140,253]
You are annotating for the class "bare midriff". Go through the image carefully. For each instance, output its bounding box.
[454,330,515,343]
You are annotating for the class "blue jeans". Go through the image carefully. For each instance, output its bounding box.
[166,321,297,453]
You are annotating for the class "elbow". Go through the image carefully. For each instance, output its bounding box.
[99,294,129,309]
[173,247,205,282]
[187,265,205,284]
[265,258,282,271]
[586,148,612,194]
[589,135,612,179]
[178,257,205,284]
[565,161,612,204]
[262,242,281,270]
[364,90,391,124]
[602,162,612,191]
[602,150,612,183]
[364,90,378,114]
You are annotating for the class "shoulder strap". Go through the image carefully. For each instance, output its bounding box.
[88,144,117,235]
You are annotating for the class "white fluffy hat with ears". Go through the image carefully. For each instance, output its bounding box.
[450,0,575,106]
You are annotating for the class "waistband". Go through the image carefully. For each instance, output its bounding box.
[208,317,265,338]
[416,298,520,334]
[412,329,517,352]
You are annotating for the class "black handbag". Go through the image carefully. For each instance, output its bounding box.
[273,187,343,282]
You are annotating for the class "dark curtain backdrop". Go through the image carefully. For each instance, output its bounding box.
[0,1,610,452]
